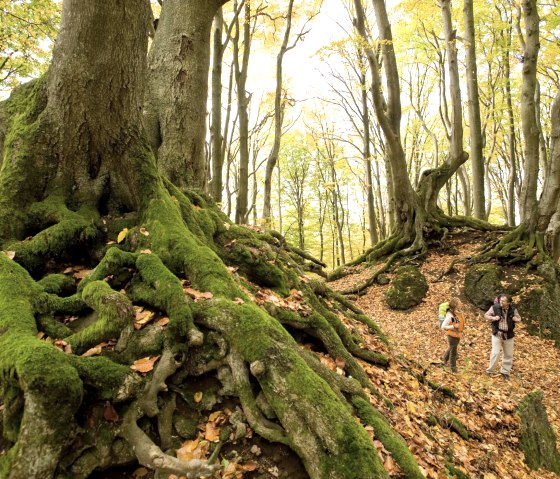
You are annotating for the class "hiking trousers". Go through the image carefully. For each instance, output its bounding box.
[442,336,460,372]
[487,334,514,375]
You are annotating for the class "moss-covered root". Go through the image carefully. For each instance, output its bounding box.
[0,255,83,479]
[66,280,134,354]
[352,396,425,479]
[196,299,389,479]
[8,199,99,274]
[135,253,202,345]
[120,403,220,479]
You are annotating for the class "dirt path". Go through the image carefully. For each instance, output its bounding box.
[331,235,560,478]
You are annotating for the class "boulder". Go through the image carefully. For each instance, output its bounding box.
[463,263,503,310]
[385,265,428,310]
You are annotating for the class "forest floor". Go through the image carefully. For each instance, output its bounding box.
[328,230,560,479]
[85,230,560,479]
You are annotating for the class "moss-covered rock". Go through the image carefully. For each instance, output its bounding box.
[514,265,560,346]
[385,266,428,310]
[518,390,560,473]
[463,263,503,310]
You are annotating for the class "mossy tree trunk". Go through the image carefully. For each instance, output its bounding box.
[0,1,423,478]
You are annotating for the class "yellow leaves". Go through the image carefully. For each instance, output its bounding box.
[194,391,203,403]
[130,356,160,373]
[117,227,129,244]
[176,437,209,462]
[2,250,15,259]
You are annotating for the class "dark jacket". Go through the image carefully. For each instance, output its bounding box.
[491,304,517,339]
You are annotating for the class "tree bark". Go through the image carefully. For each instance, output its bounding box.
[518,0,540,221]
[463,0,486,219]
[262,0,295,225]
[210,8,225,202]
[233,0,251,224]
[144,0,226,190]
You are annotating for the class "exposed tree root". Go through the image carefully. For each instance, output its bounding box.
[0,181,423,478]
[472,223,548,268]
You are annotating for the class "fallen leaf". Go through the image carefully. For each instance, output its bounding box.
[194,391,203,403]
[73,268,92,280]
[241,462,258,471]
[2,251,15,260]
[233,297,245,304]
[132,467,150,478]
[157,317,170,327]
[139,227,150,236]
[204,422,220,442]
[103,401,119,423]
[130,356,160,373]
[117,228,129,244]
[140,249,152,254]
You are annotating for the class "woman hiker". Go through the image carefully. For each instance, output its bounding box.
[440,298,465,373]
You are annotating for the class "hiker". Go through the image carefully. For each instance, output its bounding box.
[485,294,521,380]
[440,298,465,373]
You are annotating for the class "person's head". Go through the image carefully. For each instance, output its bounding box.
[499,294,511,308]
[449,297,462,312]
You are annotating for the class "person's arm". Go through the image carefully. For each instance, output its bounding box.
[441,312,455,330]
[512,308,521,322]
[484,306,499,322]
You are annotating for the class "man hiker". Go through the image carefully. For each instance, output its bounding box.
[485,294,521,380]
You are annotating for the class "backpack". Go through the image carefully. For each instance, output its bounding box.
[438,302,449,328]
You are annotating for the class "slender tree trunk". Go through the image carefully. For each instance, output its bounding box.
[145,0,224,189]
[463,0,485,219]
[518,0,540,221]
[262,0,294,224]
[210,8,224,202]
[233,1,251,224]
[361,71,379,245]
[504,21,517,226]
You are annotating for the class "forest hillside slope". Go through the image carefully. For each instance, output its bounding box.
[330,231,560,478]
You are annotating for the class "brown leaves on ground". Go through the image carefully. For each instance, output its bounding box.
[331,233,560,478]
[130,356,160,373]
[254,288,311,316]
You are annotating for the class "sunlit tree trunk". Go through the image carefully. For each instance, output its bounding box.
[262,0,294,225]
[233,0,251,223]
[145,0,225,189]
[463,0,485,219]
[518,0,540,221]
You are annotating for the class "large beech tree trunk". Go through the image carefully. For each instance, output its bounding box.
[0,1,422,478]
[144,0,227,189]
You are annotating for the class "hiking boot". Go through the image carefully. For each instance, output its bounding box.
[501,373,510,380]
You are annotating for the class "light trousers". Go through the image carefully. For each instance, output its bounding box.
[487,334,514,375]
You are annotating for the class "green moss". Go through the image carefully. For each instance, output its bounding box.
[10,199,99,274]
[135,253,193,339]
[2,382,24,442]
[68,356,131,399]
[385,265,428,310]
[444,414,470,440]
[353,395,424,479]
[37,315,73,338]
[143,196,239,299]
[37,274,75,295]
[66,281,133,354]
[518,390,560,472]
[445,462,471,479]
[463,263,503,310]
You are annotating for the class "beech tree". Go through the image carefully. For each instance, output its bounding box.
[0,1,424,478]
